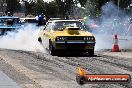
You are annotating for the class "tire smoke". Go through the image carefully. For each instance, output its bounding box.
[86,2,132,50]
[0,24,44,51]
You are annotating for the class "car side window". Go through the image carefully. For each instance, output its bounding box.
[44,22,52,31]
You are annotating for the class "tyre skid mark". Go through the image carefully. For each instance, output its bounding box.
[2,50,132,88]
[13,51,76,81]
[93,56,132,72]
[65,56,132,87]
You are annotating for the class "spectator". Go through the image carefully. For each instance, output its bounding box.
[37,14,46,26]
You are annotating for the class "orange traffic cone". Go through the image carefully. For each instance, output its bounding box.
[112,34,120,52]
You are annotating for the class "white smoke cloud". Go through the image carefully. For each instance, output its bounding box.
[87,1,132,51]
[0,24,44,52]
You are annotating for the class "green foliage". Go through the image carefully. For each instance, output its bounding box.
[77,0,87,7]
[24,1,36,15]
[21,0,132,17]
[78,0,132,17]
[45,1,59,17]
[55,0,75,18]
[24,0,59,17]
[35,0,46,14]
[113,0,132,9]
[84,0,96,17]
[6,0,21,15]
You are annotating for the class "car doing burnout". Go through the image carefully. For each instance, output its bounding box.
[38,20,96,56]
[0,16,22,35]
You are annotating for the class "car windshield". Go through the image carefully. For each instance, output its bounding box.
[53,21,87,31]
[0,18,21,24]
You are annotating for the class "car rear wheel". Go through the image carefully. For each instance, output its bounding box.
[49,40,56,55]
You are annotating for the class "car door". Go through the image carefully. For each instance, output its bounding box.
[41,22,52,49]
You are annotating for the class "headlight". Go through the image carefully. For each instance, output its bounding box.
[84,37,88,40]
[56,36,67,41]
[84,36,95,41]
[91,37,95,40]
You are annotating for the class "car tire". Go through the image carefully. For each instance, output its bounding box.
[88,49,94,56]
[49,40,56,55]
[38,37,42,44]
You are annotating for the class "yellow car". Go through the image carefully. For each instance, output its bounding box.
[38,20,96,56]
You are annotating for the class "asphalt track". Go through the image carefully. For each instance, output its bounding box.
[0,49,132,88]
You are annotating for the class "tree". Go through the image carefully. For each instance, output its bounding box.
[77,0,87,7]
[55,0,74,18]
[21,0,58,17]
[54,0,99,18]
[19,0,132,17]
[24,1,36,15]
[6,0,21,15]
[35,0,46,15]
[45,1,59,17]
[78,0,132,13]
[84,0,96,17]
[113,0,131,9]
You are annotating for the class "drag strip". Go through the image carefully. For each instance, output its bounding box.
[0,49,131,88]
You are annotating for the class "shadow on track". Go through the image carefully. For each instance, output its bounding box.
[54,52,101,57]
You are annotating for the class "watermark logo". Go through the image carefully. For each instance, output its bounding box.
[76,66,131,85]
